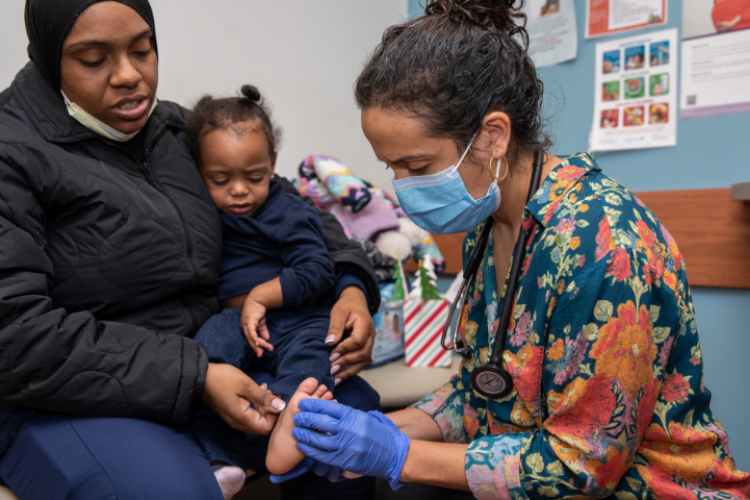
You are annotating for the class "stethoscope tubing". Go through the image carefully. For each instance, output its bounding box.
[488,152,545,366]
[440,218,494,354]
[440,151,545,370]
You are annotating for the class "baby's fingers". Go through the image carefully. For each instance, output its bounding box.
[248,338,264,358]
[242,321,265,358]
[256,337,274,352]
[259,317,271,341]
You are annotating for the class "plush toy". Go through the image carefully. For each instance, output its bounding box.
[293,155,445,277]
[374,230,412,265]
[387,218,445,274]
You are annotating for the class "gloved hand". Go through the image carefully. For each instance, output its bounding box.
[292,400,410,491]
[269,456,346,484]
[270,410,394,484]
[367,410,400,432]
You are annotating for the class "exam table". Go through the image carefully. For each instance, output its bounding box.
[360,356,460,409]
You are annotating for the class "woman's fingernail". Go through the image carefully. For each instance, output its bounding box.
[325,334,336,345]
[331,365,341,375]
[335,378,342,387]
[271,399,286,412]
[260,383,267,391]
[330,352,341,363]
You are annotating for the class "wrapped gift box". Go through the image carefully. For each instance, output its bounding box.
[403,260,452,368]
[403,298,452,368]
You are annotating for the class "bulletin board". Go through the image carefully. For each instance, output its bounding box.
[536,1,750,195]
[404,2,750,287]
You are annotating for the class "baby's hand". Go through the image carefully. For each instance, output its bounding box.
[241,299,273,357]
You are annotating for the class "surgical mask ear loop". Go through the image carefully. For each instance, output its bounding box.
[457,134,477,169]
[488,153,510,183]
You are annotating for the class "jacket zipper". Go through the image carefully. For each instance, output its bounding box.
[100,128,201,333]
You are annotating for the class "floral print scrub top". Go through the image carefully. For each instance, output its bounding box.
[412,153,750,500]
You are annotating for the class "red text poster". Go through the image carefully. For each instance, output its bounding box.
[586,0,667,38]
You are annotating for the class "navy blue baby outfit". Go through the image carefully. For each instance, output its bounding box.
[192,178,336,468]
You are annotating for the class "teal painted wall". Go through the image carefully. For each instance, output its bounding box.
[408,0,423,19]
[417,0,750,470]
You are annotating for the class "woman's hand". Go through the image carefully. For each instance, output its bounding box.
[326,286,375,385]
[202,363,286,435]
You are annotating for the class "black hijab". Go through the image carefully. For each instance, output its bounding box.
[25,0,158,90]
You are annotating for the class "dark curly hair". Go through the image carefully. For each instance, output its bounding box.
[186,85,282,166]
[355,0,551,169]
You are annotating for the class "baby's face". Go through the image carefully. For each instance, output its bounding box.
[199,126,275,216]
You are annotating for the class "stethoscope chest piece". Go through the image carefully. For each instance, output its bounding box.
[470,364,513,399]
[439,150,545,401]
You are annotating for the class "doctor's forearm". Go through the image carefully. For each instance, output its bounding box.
[400,440,470,491]
[387,407,444,441]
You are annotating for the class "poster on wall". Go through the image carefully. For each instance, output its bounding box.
[680,1,750,118]
[522,0,578,67]
[590,28,678,152]
[586,0,667,38]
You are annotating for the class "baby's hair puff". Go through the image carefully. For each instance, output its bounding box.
[186,85,283,166]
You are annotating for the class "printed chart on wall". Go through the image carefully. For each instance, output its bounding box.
[681,0,750,118]
[586,0,666,38]
[590,28,677,152]
[522,0,578,67]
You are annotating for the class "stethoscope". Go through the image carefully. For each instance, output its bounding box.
[440,150,544,400]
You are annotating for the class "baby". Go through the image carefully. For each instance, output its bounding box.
[186,85,338,497]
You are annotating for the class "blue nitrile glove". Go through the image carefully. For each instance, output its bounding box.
[367,410,400,432]
[269,457,313,484]
[292,400,410,491]
[269,457,346,484]
[270,411,392,484]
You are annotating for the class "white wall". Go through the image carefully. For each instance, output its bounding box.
[0,0,406,192]
[0,2,30,85]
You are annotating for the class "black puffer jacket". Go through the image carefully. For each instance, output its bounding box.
[0,63,378,449]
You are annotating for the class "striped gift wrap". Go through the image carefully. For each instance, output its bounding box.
[403,298,453,368]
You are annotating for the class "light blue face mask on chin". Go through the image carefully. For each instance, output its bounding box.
[61,90,157,142]
[391,136,501,235]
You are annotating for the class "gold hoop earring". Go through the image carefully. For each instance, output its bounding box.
[489,154,509,183]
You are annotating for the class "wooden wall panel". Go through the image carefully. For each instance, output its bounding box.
[404,233,466,275]
[635,188,750,289]
[403,188,750,289]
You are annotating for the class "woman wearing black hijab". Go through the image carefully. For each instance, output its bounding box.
[0,1,380,498]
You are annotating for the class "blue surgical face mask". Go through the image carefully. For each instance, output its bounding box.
[392,136,501,234]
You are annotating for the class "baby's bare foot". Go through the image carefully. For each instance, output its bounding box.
[266,378,333,475]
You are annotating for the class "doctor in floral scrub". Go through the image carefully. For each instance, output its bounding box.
[285,0,750,499]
